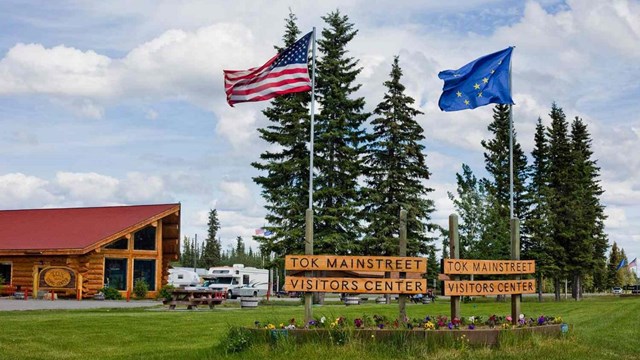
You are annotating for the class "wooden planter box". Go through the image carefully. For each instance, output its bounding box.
[247,324,569,346]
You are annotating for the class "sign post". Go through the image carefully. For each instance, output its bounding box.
[398,209,407,322]
[511,218,521,324]
[304,209,313,323]
[449,214,460,320]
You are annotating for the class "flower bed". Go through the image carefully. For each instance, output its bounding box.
[247,314,569,346]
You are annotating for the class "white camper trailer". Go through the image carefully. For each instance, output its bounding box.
[168,268,201,288]
[203,264,269,298]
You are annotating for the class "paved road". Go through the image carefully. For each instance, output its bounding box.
[0,299,160,311]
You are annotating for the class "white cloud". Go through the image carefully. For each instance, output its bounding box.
[604,206,627,229]
[120,172,167,202]
[0,43,112,97]
[145,109,158,120]
[0,173,58,207]
[55,172,120,201]
[217,180,254,211]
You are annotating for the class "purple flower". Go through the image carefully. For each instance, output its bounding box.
[378,323,384,329]
[468,324,475,330]
[354,318,363,328]
[308,320,317,327]
[448,322,454,330]
[538,316,546,325]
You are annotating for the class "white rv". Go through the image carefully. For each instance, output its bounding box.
[203,264,269,298]
[168,268,201,288]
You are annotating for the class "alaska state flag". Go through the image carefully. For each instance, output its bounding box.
[438,47,514,111]
[616,258,627,271]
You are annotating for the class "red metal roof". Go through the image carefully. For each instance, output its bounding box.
[0,203,179,252]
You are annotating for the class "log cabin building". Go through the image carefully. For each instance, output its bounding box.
[0,203,180,299]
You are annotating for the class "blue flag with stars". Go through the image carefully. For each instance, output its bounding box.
[438,47,514,112]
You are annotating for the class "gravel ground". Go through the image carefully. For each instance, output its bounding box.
[0,298,160,311]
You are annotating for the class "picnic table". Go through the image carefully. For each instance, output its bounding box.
[165,288,225,310]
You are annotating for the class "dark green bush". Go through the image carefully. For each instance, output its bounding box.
[133,278,149,299]
[99,287,123,300]
[157,284,176,301]
[222,327,253,353]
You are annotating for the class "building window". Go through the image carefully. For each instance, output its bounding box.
[0,263,11,284]
[105,238,128,250]
[243,274,250,285]
[134,259,156,291]
[104,258,127,290]
[134,226,156,251]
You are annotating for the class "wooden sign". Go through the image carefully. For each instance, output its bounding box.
[285,255,426,273]
[285,276,428,294]
[443,259,535,275]
[443,279,536,296]
[39,266,76,289]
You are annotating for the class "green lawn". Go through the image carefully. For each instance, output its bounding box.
[0,296,638,360]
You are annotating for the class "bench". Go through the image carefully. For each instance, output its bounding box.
[165,289,225,310]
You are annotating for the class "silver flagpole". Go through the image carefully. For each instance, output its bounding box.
[304,27,317,323]
[309,28,316,210]
[509,47,514,220]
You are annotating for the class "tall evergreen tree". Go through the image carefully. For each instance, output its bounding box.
[546,103,573,300]
[361,56,435,256]
[426,247,439,291]
[251,12,312,261]
[607,242,625,287]
[447,164,486,259]
[314,10,369,254]
[181,235,193,267]
[480,104,529,259]
[524,118,558,299]
[567,117,608,299]
[202,209,222,267]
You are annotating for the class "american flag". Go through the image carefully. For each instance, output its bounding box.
[224,31,312,106]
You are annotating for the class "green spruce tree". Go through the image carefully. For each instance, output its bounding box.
[546,103,572,300]
[181,235,193,267]
[361,56,435,256]
[447,164,486,259]
[202,209,222,268]
[607,243,624,287]
[524,118,558,300]
[568,117,608,299]
[251,12,311,261]
[480,104,529,259]
[314,10,369,254]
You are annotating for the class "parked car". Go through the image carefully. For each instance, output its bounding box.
[612,287,623,295]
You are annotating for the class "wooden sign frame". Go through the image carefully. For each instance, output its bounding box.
[285,255,426,273]
[285,276,427,294]
[443,259,535,275]
[443,279,536,296]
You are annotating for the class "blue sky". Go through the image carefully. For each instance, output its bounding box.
[1,0,639,263]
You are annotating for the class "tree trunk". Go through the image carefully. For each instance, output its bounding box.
[554,278,561,301]
[574,274,581,301]
[537,273,543,302]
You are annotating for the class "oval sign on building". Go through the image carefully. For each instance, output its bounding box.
[39,267,76,289]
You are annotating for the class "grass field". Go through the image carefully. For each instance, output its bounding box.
[0,296,638,360]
